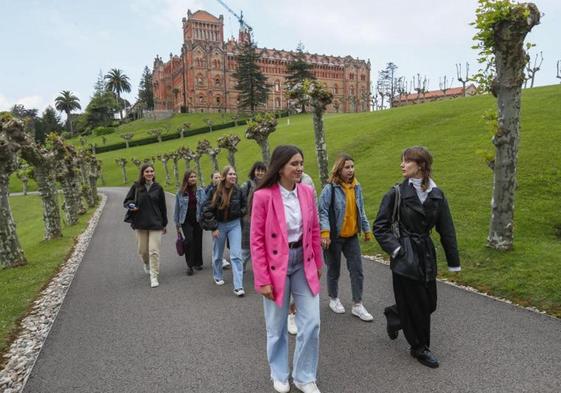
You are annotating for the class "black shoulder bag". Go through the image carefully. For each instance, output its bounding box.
[124,186,138,224]
[391,184,401,239]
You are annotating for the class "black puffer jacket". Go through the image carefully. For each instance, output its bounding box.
[373,180,459,282]
[200,185,246,231]
[123,182,168,230]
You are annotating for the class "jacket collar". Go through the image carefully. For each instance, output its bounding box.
[271,184,289,243]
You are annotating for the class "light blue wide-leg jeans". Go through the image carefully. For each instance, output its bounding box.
[212,219,243,289]
[262,247,320,384]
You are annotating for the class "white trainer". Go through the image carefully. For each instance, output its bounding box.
[329,298,345,314]
[273,379,290,393]
[143,263,150,275]
[150,276,159,288]
[214,278,225,286]
[351,303,374,322]
[287,313,298,335]
[233,288,245,297]
[222,258,231,269]
[294,381,321,393]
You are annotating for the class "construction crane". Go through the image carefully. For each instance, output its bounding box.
[215,0,253,38]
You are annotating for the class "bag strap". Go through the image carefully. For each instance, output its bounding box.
[392,184,401,231]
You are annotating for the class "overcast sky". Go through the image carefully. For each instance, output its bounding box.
[1,0,559,113]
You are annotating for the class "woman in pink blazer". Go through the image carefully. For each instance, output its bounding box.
[250,145,323,393]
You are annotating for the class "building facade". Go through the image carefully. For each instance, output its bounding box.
[152,10,371,113]
[391,84,478,107]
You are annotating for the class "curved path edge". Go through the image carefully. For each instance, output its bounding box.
[0,193,108,393]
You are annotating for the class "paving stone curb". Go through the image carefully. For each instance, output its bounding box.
[0,194,108,393]
[362,254,559,321]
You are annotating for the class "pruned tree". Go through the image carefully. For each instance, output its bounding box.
[82,150,100,205]
[188,149,204,187]
[18,124,63,240]
[217,134,241,168]
[177,146,193,171]
[231,113,241,127]
[179,122,191,138]
[169,151,181,188]
[289,79,333,185]
[245,112,278,164]
[414,74,428,103]
[115,158,128,184]
[0,115,27,267]
[439,75,453,95]
[206,119,214,132]
[131,157,142,169]
[15,161,31,196]
[157,153,172,185]
[524,50,543,88]
[472,0,540,250]
[49,134,85,224]
[456,62,471,96]
[148,128,164,144]
[197,139,220,172]
[120,132,134,149]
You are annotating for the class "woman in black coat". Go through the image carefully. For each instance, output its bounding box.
[123,164,168,288]
[373,146,460,368]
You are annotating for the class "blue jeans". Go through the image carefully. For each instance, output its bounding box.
[212,219,243,290]
[325,235,364,303]
[262,247,320,384]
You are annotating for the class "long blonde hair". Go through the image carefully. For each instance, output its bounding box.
[211,165,236,211]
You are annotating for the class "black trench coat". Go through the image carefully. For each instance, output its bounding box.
[373,180,460,282]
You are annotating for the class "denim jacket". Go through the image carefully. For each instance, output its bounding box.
[318,181,371,236]
[173,187,207,226]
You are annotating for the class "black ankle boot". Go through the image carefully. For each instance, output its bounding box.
[410,346,439,368]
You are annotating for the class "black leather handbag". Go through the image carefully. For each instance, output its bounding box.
[124,186,138,224]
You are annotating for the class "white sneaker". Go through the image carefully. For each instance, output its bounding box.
[287,313,298,335]
[214,278,225,286]
[233,288,245,297]
[222,259,231,269]
[351,303,374,322]
[150,276,159,288]
[272,379,290,393]
[294,381,321,393]
[143,263,150,275]
[329,298,345,314]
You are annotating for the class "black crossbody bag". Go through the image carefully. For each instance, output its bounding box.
[124,186,138,224]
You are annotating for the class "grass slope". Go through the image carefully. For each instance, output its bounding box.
[10,85,561,316]
[67,112,242,148]
[0,196,97,355]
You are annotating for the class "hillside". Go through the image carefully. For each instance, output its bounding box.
[11,85,561,315]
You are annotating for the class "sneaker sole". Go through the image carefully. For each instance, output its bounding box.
[351,310,373,321]
[329,306,345,314]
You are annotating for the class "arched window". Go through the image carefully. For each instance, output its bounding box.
[215,76,221,87]
[274,80,280,92]
[275,97,281,108]
[334,84,339,94]
[216,96,221,105]
[349,73,354,80]
[350,86,355,96]
[196,74,204,86]
[198,95,204,104]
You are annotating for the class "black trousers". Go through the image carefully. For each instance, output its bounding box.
[181,219,203,268]
[385,273,437,350]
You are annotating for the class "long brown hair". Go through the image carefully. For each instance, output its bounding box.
[328,153,354,185]
[402,146,433,191]
[180,170,197,194]
[137,164,155,185]
[257,145,304,191]
[211,165,236,211]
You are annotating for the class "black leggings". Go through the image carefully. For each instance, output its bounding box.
[181,220,203,268]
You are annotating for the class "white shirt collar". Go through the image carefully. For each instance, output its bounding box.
[279,183,298,198]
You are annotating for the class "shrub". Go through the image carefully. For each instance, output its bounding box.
[61,131,72,140]
[93,126,116,136]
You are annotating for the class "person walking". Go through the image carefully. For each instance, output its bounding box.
[123,164,168,288]
[206,170,231,270]
[173,170,206,276]
[240,161,267,271]
[201,165,246,296]
[373,146,460,368]
[318,153,374,321]
[251,145,323,393]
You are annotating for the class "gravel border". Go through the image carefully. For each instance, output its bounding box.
[0,194,108,393]
[362,254,559,320]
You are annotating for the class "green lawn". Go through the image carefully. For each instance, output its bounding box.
[9,85,561,316]
[0,195,97,355]
[67,111,245,148]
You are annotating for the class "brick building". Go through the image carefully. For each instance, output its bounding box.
[391,84,477,107]
[152,10,371,113]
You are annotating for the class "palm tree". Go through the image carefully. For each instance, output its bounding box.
[55,91,81,135]
[104,68,131,120]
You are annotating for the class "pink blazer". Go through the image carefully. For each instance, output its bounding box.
[250,183,323,306]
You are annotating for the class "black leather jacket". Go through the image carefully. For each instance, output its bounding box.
[373,180,460,281]
[200,185,247,230]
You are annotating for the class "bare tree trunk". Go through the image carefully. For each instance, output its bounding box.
[22,179,28,196]
[184,158,191,171]
[210,154,219,172]
[487,4,540,251]
[172,160,180,188]
[0,174,26,267]
[34,166,63,240]
[258,140,270,165]
[312,109,329,186]
[162,159,171,185]
[194,157,204,187]
[227,150,236,169]
[59,177,80,225]
[120,165,128,184]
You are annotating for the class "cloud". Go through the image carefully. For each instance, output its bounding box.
[0,94,51,112]
[131,0,207,30]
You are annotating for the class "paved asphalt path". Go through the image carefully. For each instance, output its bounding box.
[24,188,561,393]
